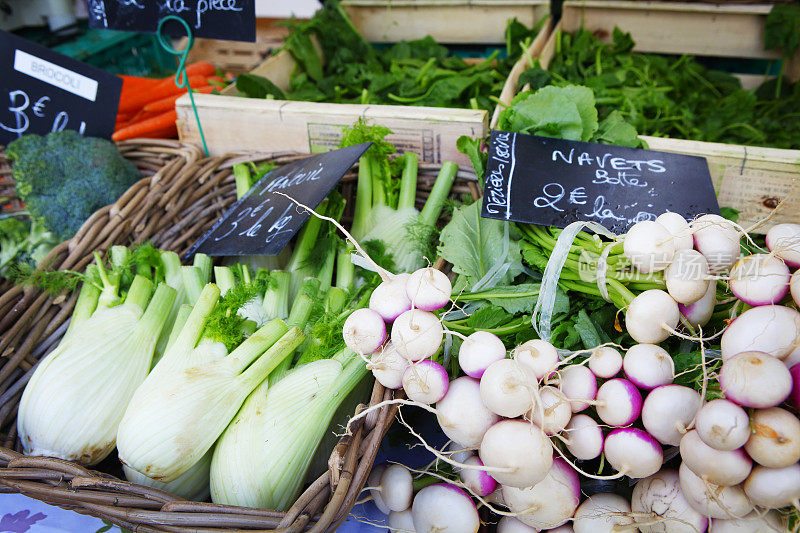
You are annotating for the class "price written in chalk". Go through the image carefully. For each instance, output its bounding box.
[87,0,256,42]
[481,130,720,233]
[0,31,121,144]
[186,143,371,258]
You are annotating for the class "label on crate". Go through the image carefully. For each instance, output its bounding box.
[87,0,256,42]
[481,130,720,233]
[0,30,122,145]
[186,143,371,258]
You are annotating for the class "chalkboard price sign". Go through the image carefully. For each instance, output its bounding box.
[0,31,122,145]
[187,143,372,258]
[87,0,256,42]
[482,130,720,233]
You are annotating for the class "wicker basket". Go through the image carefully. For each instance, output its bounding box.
[0,143,480,531]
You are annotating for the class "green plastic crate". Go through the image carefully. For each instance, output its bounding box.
[53,28,176,78]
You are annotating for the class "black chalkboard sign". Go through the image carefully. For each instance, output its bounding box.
[481,130,720,233]
[187,143,371,257]
[87,0,256,42]
[0,31,122,145]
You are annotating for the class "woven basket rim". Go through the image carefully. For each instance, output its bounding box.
[0,142,479,532]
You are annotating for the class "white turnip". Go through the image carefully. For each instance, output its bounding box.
[692,214,740,274]
[380,464,414,512]
[388,509,416,532]
[666,249,710,304]
[343,308,386,355]
[623,220,676,273]
[558,364,597,412]
[406,267,452,312]
[479,419,553,489]
[678,463,752,519]
[657,212,694,252]
[529,386,572,435]
[497,517,538,533]
[369,342,409,389]
[632,469,709,533]
[642,385,702,446]
[604,427,664,478]
[720,305,800,360]
[623,344,675,390]
[368,464,391,514]
[743,463,800,508]
[679,430,752,487]
[458,456,497,497]
[500,458,580,530]
[694,399,750,451]
[766,222,800,268]
[564,414,603,460]
[573,493,637,533]
[709,510,784,533]
[370,274,412,322]
[458,331,506,379]
[679,280,716,328]
[479,358,535,418]
[595,378,642,427]
[392,309,443,361]
[436,377,499,448]
[588,346,623,378]
[514,339,559,380]
[718,351,792,408]
[625,289,680,344]
[411,484,479,533]
[728,254,790,306]
[744,407,800,468]
[402,360,449,405]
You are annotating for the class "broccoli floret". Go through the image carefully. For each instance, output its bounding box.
[0,217,31,273]
[7,130,141,241]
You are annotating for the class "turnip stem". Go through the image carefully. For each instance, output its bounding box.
[124,275,155,311]
[419,161,457,227]
[398,152,419,210]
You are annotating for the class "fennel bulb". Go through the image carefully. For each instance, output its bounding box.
[17,276,176,465]
[124,450,212,501]
[210,351,368,510]
[117,284,306,483]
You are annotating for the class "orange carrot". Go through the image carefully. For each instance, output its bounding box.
[142,85,215,114]
[112,110,177,141]
[120,74,160,89]
[118,75,208,114]
[133,124,178,139]
[183,61,216,78]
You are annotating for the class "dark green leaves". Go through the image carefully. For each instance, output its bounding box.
[235,73,285,100]
[765,5,800,58]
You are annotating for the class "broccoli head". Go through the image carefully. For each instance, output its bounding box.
[7,130,141,241]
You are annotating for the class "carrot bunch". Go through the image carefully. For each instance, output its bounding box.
[113,61,226,142]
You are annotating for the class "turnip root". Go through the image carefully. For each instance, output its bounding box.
[388,509,416,532]
[392,309,444,361]
[623,344,675,390]
[411,484,479,533]
[436,377,499,448]
[370,274,412,322]
[694,399,751,451]
[679,430,752,486]
[530,386,572,435]
[558,364,597,412]
[479,358,536,418]
[500,458,580,530]
[642,385,702,446]
[728,254,790,306]
[742,463,800,508]
[564,414,603,460]
[718,351,792,408]
[406,267,452,312]
[744,407,800,468]
[402,360,449,405]
[573,493,637,533]
[657,212,694,252]
[625,290,680,344]
[588,346,623,378]
[666,249,710,304]
[380,464,414,512]
[604,428,664,479]
[596,378,642,427]
[632,469,709,533]
[458,456,497,497]
[514,339,559,380]
[678,463,752,519]
[709,510,784,533]
[479,419,553,488]
[458,331,506,379]
[623,220,676,273]
[720,305,800,360]
[343,308,386,355]
[679,280,716,328]
[692,214,740,274]
[766,222,800,268]
[369,342,409,389]
[497,517,538,533]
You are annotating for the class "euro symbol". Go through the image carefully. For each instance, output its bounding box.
[33,96,50,118]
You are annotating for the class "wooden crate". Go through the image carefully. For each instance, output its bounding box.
[340,0,549,43]
[491,5,800,231]
[176,22,552,166]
